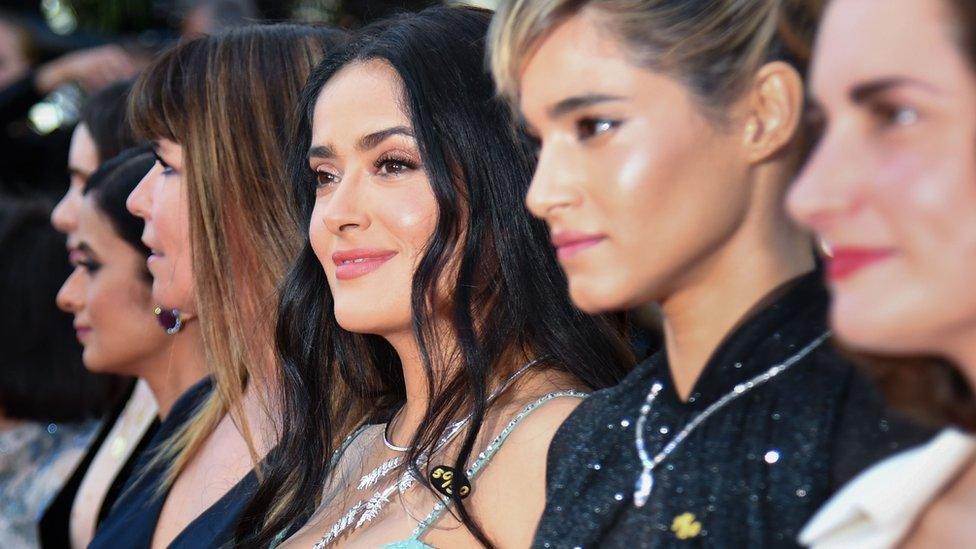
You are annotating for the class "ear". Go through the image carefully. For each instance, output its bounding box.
[741,61,805,164]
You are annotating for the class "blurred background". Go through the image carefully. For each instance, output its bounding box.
[0,0,500,200]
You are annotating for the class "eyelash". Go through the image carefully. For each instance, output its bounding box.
[72,259,101,273]
[576,118,620,141]
[153,152,176,176]
[313,153,420,189]
[870,101,919,128]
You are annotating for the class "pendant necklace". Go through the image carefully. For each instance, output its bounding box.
[314,356,547,548]
[632,331,831,508]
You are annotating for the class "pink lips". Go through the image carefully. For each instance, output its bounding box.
[826,248,895,281]
[74,325,92,342]
[550,231,606,260]
[332,249,397,280]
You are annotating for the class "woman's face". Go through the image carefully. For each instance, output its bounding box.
[126,139,196,312]
[56,197,168,374]
[307,60,438,337]
[518,11,753,313]
[51,123,99,246]
[787,0,976,361]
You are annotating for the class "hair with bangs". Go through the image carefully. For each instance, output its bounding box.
[127,23,347,490]
[489,0,823,121]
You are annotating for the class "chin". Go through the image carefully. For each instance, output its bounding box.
[568,275,641,314]
[830,298,927,357]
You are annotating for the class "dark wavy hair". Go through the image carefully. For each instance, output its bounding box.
[80,80,138,165]
[82,145,154,263]
[237,6,633,547]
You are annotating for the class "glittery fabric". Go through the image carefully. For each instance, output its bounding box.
[533,272,934,548]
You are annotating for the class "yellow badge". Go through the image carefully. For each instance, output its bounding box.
[671,512,702,540]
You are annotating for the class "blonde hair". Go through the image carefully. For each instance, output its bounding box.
[128,24,345,487]
[489,0,823,119]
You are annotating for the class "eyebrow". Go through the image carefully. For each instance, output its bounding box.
[76,242,99,260]
[547,94,626,118]
[849,77,942,103]
[308,126,415,161]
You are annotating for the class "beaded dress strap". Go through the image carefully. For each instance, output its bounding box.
[406,390,588,542]
[270,424,373,549]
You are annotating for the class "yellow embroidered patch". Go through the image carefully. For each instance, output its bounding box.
[671,512,702,540]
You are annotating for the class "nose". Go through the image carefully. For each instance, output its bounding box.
[127,164,158,220]
[51,185,81,235]
[525,138,583,221]
[320,172,370,236]
[787,125,867,236]
[56,268,85,314]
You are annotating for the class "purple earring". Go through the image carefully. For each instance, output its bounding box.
[154,307,185,335]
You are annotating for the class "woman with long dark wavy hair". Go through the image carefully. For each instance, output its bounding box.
[237,6,632,548]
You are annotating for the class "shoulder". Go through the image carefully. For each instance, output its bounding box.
[801,429,976,548]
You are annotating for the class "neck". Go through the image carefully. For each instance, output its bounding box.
[138,321,209,418]
[659,174,814,400]
[945,329,976,393]
[385,332,431,445]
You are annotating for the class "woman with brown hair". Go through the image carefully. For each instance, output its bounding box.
[788,0,976,546]
[85,24,346,548]
[488,0,930,546]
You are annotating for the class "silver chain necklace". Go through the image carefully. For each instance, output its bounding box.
[315,356,548,548]
[633,331,831,508]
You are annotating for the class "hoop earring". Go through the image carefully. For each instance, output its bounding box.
[154,306,188,335]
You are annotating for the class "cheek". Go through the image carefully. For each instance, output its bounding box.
[86,272,160,372]
[309,200,333,268]
[380,192,438,263]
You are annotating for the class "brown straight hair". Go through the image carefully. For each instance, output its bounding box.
[128,23,346,487]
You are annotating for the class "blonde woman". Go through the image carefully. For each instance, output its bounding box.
[86,25,346,548]
[488,0,931,546]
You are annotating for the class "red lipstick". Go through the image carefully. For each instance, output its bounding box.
[332,249,397,280]
[551,231,606,260]
[827,248,895,281]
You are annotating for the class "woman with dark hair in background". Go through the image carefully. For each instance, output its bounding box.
[89,24,346,548]
[52,80,140,247]
[488,0,931,546]
[41,81,162,549]
[789,0,976,546]
[42,147,210,549]
[238,7,632,548]
[0,196,125,549]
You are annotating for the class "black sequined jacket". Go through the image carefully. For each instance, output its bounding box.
[532,272,933,549]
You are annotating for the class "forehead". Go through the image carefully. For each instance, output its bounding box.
[69,124,98,167]
[518,11,641,116]
[76,196,117,249]
[812,0,967,95]
[311,60,410,146]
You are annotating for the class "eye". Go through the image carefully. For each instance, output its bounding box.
[70,255,101,274]
[375,155,418,177]
[314,168,340,189]
[575,118,620,141]
[153,153,177,177]
[871,101,919,128]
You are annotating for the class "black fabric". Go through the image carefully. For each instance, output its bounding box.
[88,377,264,549]
[532,271,934,548]
[39,379,161,548]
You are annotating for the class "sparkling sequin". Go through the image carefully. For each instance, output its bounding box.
[764,450,780,464]
[531,273,934,549]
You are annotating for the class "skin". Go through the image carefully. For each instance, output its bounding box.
[519,10,812,397]
[126,140,197,313]
[786,0,976,546]
[0,21,28,89]
[282,60,579,549]
[788,0,976,372]
[51,124,100,248]
[56,197,166,376]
